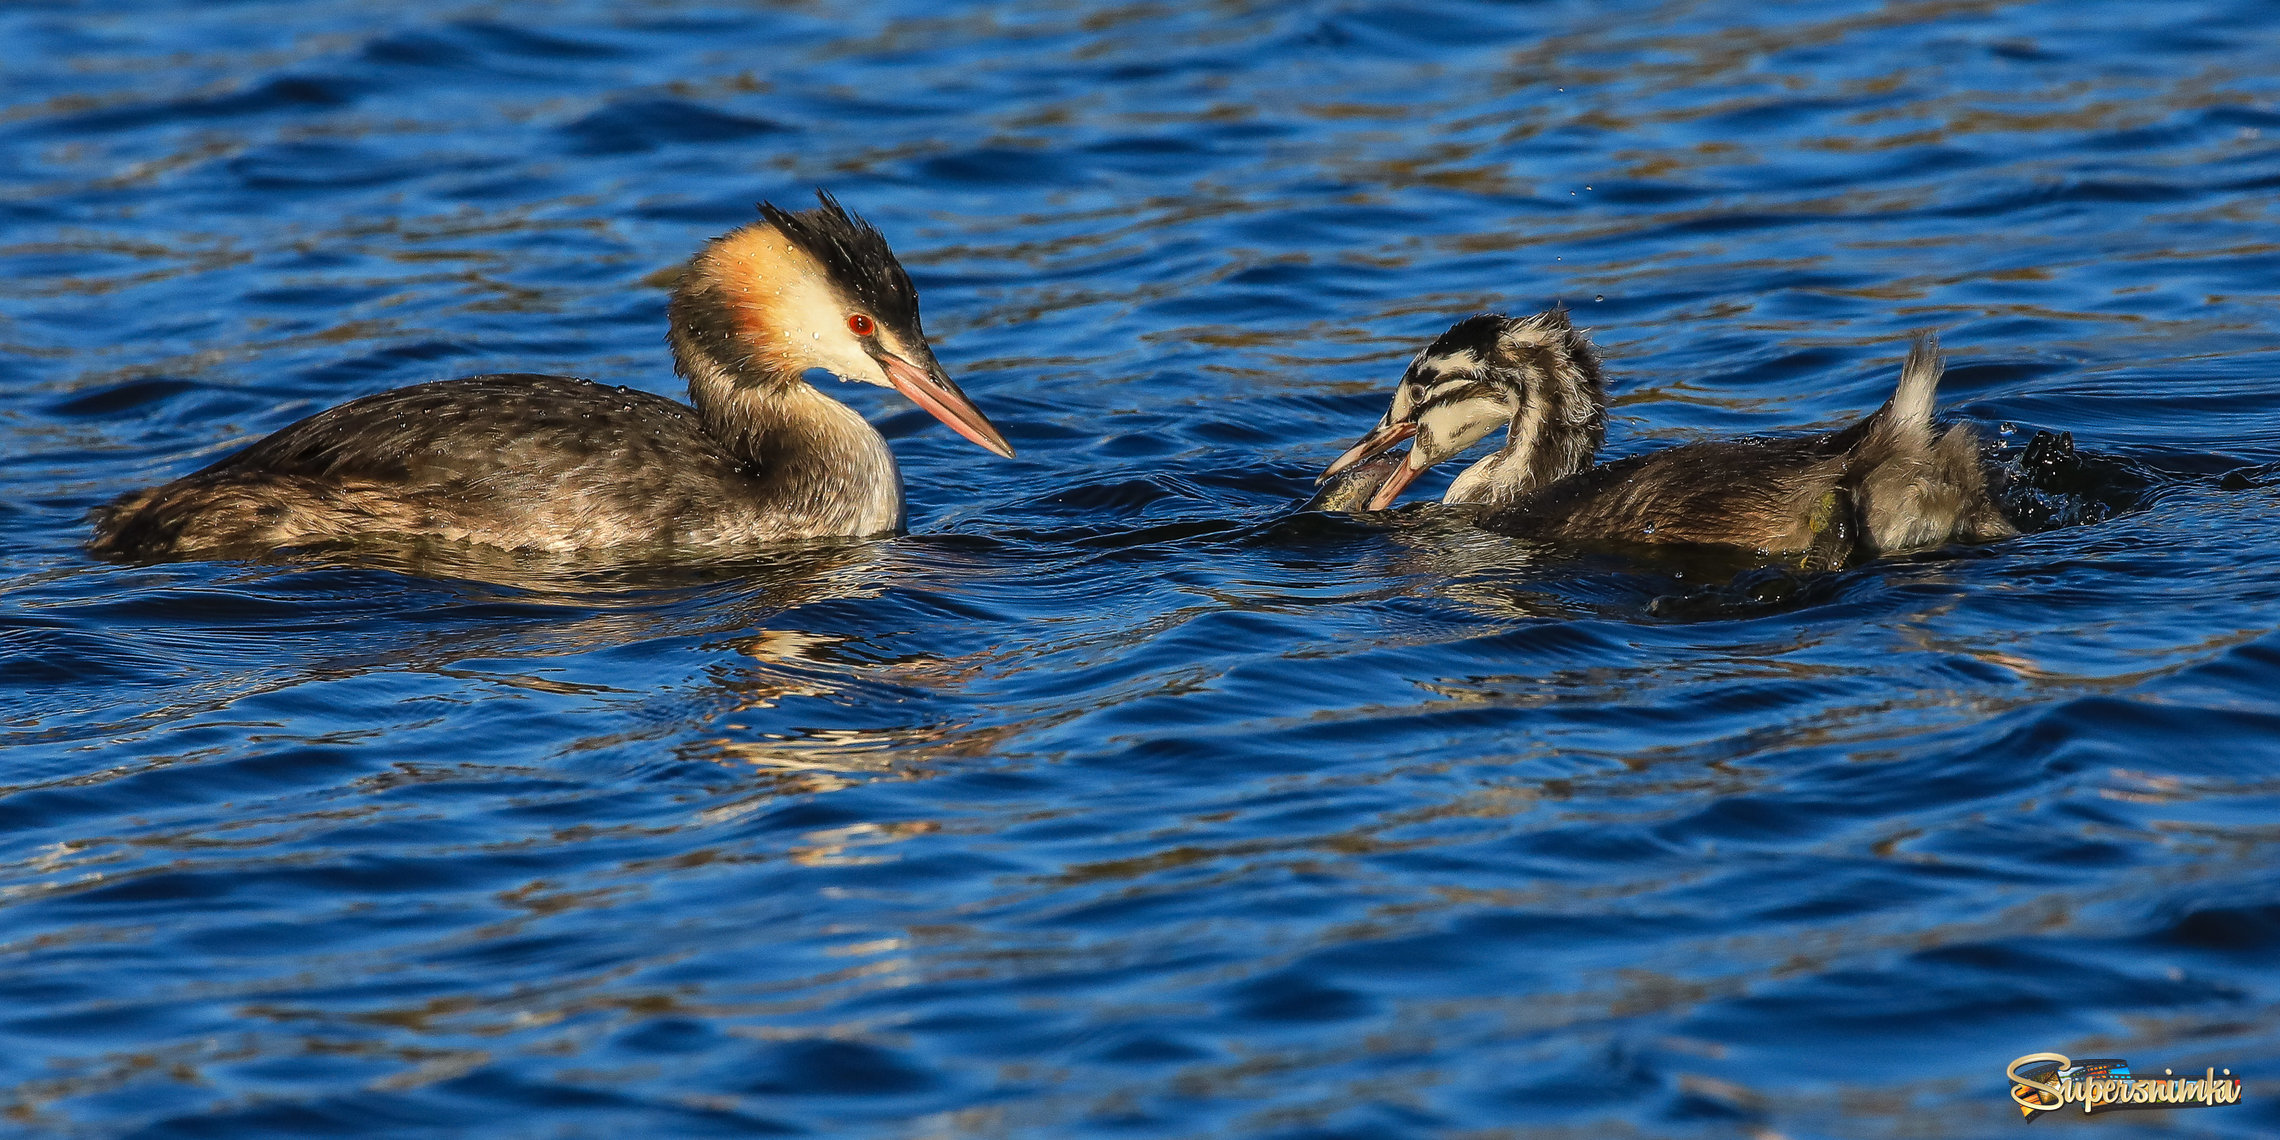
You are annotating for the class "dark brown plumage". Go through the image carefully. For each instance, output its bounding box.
[91,193,1013,560]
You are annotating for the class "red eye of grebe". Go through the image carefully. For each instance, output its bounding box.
[848,314,875,336]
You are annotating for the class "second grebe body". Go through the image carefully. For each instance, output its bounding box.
[1316,314,2016,565]
[92,193,1011,559]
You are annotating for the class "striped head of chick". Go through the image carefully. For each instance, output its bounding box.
[1319,309,1604,510]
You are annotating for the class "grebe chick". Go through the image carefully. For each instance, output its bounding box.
[91,192,1012,559]
[1319,319,2016,565]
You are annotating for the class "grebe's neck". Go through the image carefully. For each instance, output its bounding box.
[667,279,903,534]
[1443,335,1606,507]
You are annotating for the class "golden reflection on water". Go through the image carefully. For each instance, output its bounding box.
[687,603,1039,800]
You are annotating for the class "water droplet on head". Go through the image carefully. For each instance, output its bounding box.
[1642,521,1656,536]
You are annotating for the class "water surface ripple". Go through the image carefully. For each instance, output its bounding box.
[5,1,2280,1137]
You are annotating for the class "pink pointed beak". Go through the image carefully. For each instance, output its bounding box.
[1316,419,1429,509]
[1365,453,1427,510]
[883,353,1014,459]
[1319,420,1416,483]
[1322,421,1422,515]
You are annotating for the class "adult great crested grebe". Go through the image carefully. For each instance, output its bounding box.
[91,192,1013,559]
[1313,312,2017,567]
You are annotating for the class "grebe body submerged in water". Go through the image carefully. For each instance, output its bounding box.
[91,193,1012,559]
[1315,313,2017,567]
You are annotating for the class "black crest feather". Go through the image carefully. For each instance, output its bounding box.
[1418,308,1576,363]
[758,191,923,333]
[1419,313,1513,362]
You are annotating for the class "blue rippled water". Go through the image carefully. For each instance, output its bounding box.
[6,1,2280,1136]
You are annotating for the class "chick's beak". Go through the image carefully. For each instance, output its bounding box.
[1319,420,1416,483]
[1365,451,1428,511]
[882,351,1015,459]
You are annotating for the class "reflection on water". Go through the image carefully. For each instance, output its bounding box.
[5,0,2280,1137]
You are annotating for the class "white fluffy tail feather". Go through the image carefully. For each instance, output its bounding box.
[1889,331,1941,431]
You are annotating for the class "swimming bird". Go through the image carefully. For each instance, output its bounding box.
[1315,313,2016,566]
[91,192,1013,559]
